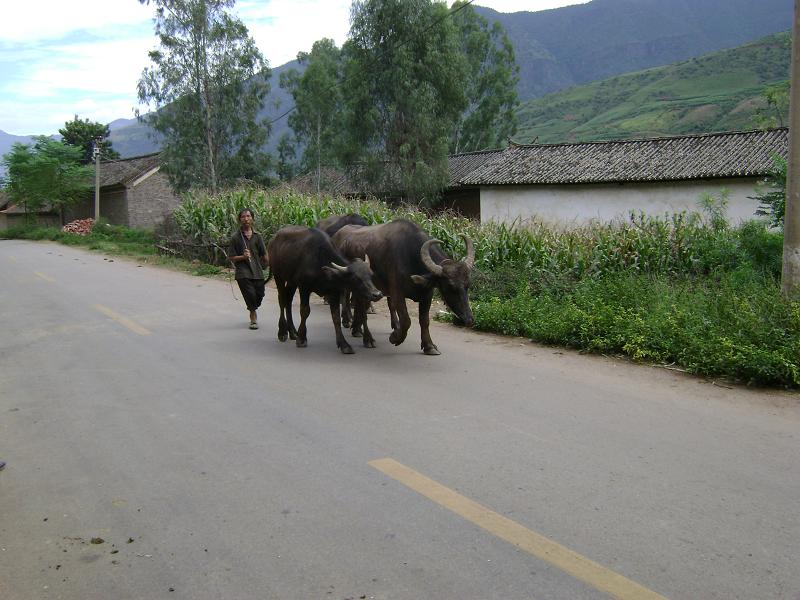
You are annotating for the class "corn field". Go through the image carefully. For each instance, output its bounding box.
[172,187,753,279]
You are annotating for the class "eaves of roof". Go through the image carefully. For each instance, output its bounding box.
[94,152,162,188]
[458,128,788,186]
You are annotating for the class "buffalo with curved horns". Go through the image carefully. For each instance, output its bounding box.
[331,218,474,355]
[267,226,383,354]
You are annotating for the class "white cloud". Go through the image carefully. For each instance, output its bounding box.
[0,0,153,44]
[475,0,589,12]
[236,0,351,67]
[0,0,590,135]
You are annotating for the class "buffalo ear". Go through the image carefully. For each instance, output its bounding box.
[321,266,341,279]
[411,274,434,288]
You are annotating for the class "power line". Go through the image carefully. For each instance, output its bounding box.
[268,0,476,126]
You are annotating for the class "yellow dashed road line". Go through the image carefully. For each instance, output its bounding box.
[369,458,667,600]
[34,271,55,282]
[93,304,151,336]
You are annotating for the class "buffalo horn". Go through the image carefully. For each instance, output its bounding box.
[420,239,444,276]
[462,235,475,269]
[330,262,349,272]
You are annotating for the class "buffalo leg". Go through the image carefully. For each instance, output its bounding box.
[296,289,311,348]
[388,295,411,346]
[284,284,298,340]
[418,293,440,355]
[328,295,354,354]
[350,293,365,337]
[275,277,289,342]
[341,291,353,329]
[354,297,375,348]
[388,297,397,330]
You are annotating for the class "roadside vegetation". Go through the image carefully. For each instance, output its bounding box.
[4,188,797,388]
[0,222,224,277]
[172,187,799,388]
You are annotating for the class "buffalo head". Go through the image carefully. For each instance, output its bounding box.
[323,258,383,303]
[411,236,475,327]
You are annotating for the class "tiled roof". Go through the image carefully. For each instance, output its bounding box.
[96,153,162,188]
[1,203,56,215]
[282,166,359,196]
[458,128,788,186]
[448,149,503,187]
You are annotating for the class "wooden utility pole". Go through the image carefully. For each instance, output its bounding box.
[783,0,800,297]
[93,138,101,222]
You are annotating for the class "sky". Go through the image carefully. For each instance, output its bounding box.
[0,0,590,136]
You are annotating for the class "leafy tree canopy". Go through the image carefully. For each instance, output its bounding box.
[280,38,344,181]
[137,0,272,192]
[450,1,519,153]
[59,115,120,164]
[1,137,93,216]
[338,0,469,204]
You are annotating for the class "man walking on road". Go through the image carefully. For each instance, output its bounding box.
[228,208,268,329]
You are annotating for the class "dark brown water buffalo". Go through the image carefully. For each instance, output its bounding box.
[315,213,370,328]
[331,218,474,355]
[267,226,383,354]
[315,213,368,237]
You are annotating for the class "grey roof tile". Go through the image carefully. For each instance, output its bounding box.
[458,128,788,185]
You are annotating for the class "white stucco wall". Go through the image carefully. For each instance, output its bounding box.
[480,178,765,227]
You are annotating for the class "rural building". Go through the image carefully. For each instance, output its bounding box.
[448,128,788,226]
[0,190,60,229]
[66,153,181,230]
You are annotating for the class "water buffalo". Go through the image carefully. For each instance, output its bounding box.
[331,218,474,355]
[315,213,368,237]
[314,213,367,328]
[315,213,371,327]
[267,226,383,354]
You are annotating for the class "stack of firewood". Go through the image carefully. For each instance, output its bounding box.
[62,218,95,236]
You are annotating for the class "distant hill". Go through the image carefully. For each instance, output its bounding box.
[3,0,793,168]
[475,0,793,102]
[106,60,303,159]
[514,31,791,144]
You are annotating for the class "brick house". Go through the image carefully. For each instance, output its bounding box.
[67,153,182,230]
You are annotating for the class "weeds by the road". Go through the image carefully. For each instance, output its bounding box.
[0,223,225,278]
[5,190,799,388]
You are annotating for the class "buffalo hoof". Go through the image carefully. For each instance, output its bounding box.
[296,339,307,348]
[351,327,363,337]
[363,338,376,349]
[278,333,288,342]
[389,331,404,346]
[340,345,355,355]
[342,318,352,329]
[423,345,441,356]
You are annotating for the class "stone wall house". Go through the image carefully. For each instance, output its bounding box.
[447,128,788,227]
[66,153,181,230]
[0,190,61,229]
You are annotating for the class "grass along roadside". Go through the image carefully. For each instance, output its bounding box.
[0,223,229,279]
[4,197,799,388]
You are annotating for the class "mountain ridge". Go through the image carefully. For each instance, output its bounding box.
[1,0,793,165]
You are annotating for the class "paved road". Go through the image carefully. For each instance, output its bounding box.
[1,239,798,600]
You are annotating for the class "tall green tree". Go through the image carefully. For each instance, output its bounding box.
[276,133,298,182]
[1,137,92,222]
[280,39,343,188]
[137,0,271,192]
[339,0,468,204]
[754,80,790,129]
[450,1,519,153]
[59,115,121,164]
